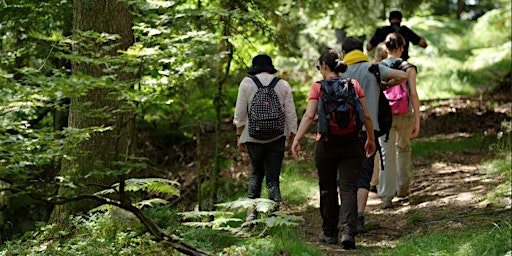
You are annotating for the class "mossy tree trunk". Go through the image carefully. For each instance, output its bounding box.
[50,0,135,226]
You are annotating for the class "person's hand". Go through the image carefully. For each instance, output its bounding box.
[411,122,420,138]
[365,139,376,158]
[287,133,296,153]
[238,143,246,152]
[291,139,301,160]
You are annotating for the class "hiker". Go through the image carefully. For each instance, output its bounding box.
[341,36,407,233]
[366,10,428,61]
[233,54,298,221]
[369,42,388,193]
[374,42,388,63]
[378,32,421,209]
[291,49,376,249]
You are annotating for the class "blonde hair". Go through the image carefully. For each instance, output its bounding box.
[374,42,388,62]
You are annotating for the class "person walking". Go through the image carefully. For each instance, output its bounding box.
[291,49,376,249]
[369,42,389,193]
[378,33,421,208]
[366,10,428,61]
[340,36,407,233]
[233,54,298,220]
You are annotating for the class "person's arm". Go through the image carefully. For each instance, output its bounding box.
[291,99,318,160]
[379,64,408,89]
[233,78,250,151]
[406,67,421,138]
[418,37,428,48]
[367,27,386,52]
[281,81,298,151]
[402,26,427,49]
[359,97,376,157]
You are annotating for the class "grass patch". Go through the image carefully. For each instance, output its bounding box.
[280,162,318,206]
[480,155,512,207]
[412,134,497,158]
[374,218,511,256]
[221,226,323,256]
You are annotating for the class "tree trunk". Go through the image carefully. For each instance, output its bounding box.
[50,0,135,225]
[456,0,465,20]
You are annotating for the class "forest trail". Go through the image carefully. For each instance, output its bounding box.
[142,83,510,255]
[297,144,510,255]
[293,89,511,255]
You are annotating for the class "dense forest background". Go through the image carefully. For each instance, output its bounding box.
[0,0,510,255]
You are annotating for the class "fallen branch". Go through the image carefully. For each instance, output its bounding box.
[44,194,214,256]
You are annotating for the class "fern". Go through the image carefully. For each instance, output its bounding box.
[94,178,180,197]
[89,204,116,213]
[179,198,304,238]
[181,218,242,228]
[134,198,169,208]
[241,213,304,228]
[178,210,235,221]
[216,198,277,213]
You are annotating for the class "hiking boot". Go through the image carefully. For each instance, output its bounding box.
[341,234,356,249]
[356,215,366,234]
[380,196,393,209]
[245,206,256,222]
[318,232,337,244]
[397,187,409,198]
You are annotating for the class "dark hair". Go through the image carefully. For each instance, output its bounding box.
[342,36,364,54]
[385,32,405,51]
[318,50,347,73]
[389,10,402,20]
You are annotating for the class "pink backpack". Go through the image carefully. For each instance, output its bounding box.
[381,59,416,115]
[384,82,409,115]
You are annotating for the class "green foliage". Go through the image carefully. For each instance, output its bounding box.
[0,213,169,255]
[94,178,180,197]
[179,198,304,237]
[280,163,318,206]
[374,218,511,256]
[0,0,510,254]
[479,155,511,207]
[406,210,428,225]
[406,10,511,99]
[412,134,498,158]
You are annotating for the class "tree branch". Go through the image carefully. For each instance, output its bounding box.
[43,194,213,256]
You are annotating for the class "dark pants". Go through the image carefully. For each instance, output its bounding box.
[315,133,363,237]
[246,137,286,208]
[358,130,381,190]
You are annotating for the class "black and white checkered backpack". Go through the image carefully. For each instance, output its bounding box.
[248,75,285,140]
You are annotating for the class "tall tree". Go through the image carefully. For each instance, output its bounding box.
[50,0,136,225]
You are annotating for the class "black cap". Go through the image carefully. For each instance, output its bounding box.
[247,54,278,75]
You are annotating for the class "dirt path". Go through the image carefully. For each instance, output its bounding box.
[298,147,510,255]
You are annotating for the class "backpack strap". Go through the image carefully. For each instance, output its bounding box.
[248,75,281,88]
[248,75,264,88]
[398,61,417,73]
[267,77,281,88]
[368,64,381,85]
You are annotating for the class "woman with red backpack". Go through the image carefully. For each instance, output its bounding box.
[291,50,376,249]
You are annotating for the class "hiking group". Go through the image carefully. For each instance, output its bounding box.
[233,10,427,250]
